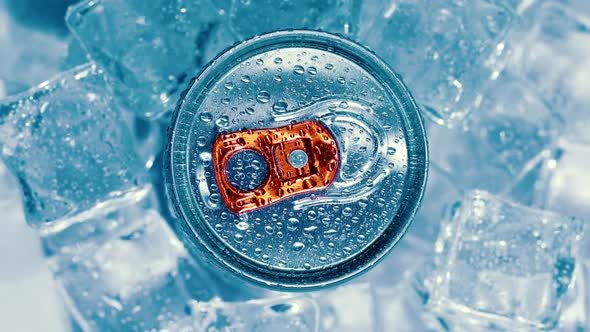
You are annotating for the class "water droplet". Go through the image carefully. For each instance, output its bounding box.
[324,229,337,237]
[245,107,255,115]
[256,59,264,65]
[241,75,251,83]
[234,233,244,242]
[274,57,283,64]
[307,66,317,75]
[265,225,274,234]
[273,74,282,81]
[199,152,212,162]
[337,77,346,84]
[343,207,353,216]
[325,63,334,70]
[272,101,288,113]
[288,217,299,225]
[221,97,230,104]
[215,115,230,128]
[293,65,305,75]
[224,82,234,90]
[256,90,270,103]
[200,112,213,122]
[339,101,348,109]
[387,147,397,155]
[292,242,305,252]
[197,136,207,147]
[307,210,317,220]
[237,221,249,230]
[303,226,317,234]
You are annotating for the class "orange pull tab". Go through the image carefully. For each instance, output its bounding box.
[212,120,339,213]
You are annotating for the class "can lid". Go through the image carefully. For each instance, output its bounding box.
[167,30,428,290]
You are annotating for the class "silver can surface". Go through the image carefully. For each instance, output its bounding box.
[166,30,428,291]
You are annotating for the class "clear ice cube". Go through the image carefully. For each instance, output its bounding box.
[359,0,515,125]
[558,259,590,331]
[195,296,319,331]
[533,139,590,223]
[65,0,234,118]
[48,202,215,331]
[0,63,148,230]
[427,74,563,195]
[507,2,590,125]
[428,190,583,330]
[228,0,361,39]
[0,1,69,96]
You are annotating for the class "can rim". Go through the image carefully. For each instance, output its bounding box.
[166,29,429,291]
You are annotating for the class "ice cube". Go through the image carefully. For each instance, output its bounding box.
[559,259,590,331]
[533,138,590,223]
[47,203,215,331]
[228,0,361,39]
[359,0,515,125]
[507,2,590,125]
[0,63,148,231]
[428,190,583,330]
[193,295,319,331]
[427,74,563,195]
[0,1,69,96]
[65,0,234,118]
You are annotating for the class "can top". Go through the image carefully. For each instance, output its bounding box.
[167,30,428,290]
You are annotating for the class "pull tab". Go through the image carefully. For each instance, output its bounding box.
[212,120,339,213]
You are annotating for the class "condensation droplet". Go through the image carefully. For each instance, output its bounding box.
[234,233,244,242]
[293,65,305,75]
[200,112,213,122]
[293,242,305,252]
[256,90,270,103]
[215,115,230,128]
[272,101,288,113]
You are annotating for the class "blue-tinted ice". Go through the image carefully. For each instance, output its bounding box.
[428,190,583,330]
[228,0,361,39]
[427,74,563,195]
[66,0,233,118]
[0,1,70,97]
[359,0,515,125]
[1,0,590,330]
[46,197,216,331]
[0,63,147,230]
